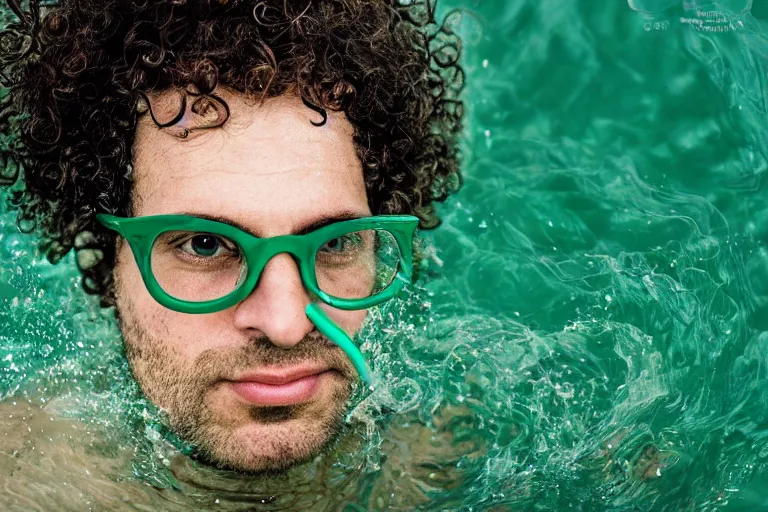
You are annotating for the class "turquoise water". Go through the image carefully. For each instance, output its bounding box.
[4,0,768,509]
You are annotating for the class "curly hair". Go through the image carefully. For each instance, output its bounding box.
[0,0,464,306]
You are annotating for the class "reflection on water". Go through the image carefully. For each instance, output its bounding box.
[4,0,768,510]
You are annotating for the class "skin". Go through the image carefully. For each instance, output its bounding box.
[113,90,371,473]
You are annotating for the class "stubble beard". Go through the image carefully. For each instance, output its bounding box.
[115,299,356,474]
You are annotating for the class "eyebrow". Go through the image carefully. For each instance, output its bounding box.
[175,210,368,237]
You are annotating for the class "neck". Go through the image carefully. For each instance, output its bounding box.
[156,422,373,509]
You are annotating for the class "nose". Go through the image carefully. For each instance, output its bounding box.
[232,253,314,349]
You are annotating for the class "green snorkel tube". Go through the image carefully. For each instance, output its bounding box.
[305,303,374,388]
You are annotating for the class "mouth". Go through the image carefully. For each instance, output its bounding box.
[227,365,336,407]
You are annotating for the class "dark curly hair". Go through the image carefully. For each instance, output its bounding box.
[0,0,464,305]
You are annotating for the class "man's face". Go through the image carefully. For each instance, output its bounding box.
[114,91,370,473]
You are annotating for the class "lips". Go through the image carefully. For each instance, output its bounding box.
[228,366,332,406]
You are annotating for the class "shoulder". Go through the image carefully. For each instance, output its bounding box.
[0,398,150,510]
[0,399,59,465]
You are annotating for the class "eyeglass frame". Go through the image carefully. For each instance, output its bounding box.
[95,213,419,315]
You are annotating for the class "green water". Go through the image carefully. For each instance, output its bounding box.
[4,0,768,510]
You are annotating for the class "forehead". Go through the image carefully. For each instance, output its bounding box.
[130,91,370,236]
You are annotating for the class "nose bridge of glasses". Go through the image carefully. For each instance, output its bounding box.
[242,233,313,284]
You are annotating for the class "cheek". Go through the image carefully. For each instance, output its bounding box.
[319,304,367,336]
[115,242,221,358]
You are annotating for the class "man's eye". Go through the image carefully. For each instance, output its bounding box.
[319,234,362,254]
[180,234,234,258]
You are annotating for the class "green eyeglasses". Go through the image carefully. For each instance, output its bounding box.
[96,213,419,315]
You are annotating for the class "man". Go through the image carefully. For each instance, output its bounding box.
[0,0,463,486]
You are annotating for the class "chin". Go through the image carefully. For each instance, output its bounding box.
[158,370,354,474]
[193,417,342,474]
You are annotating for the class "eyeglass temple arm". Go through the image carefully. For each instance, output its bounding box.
[305,303,374,389]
